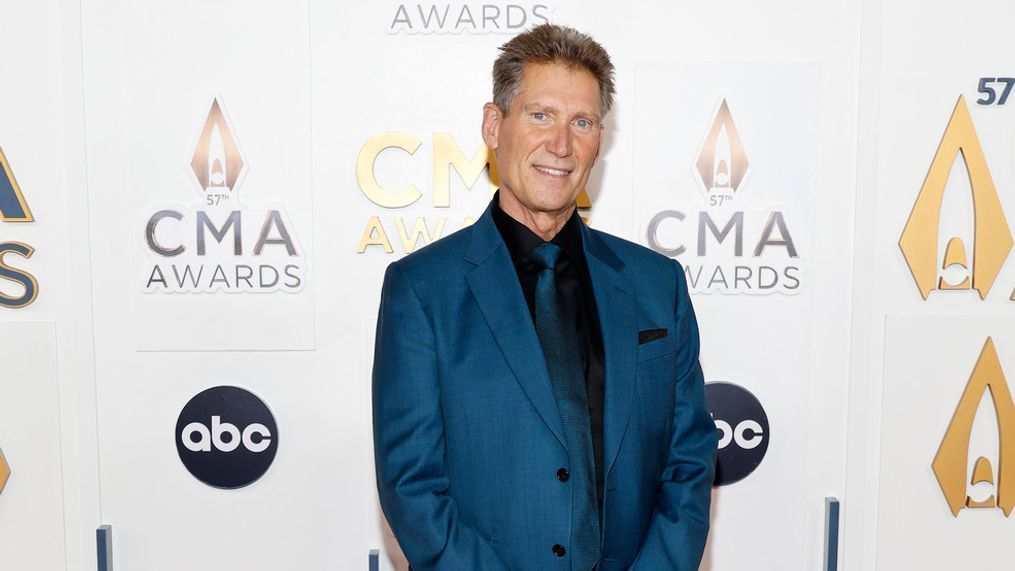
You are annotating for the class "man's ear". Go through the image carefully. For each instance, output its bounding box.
[482,102,502,150]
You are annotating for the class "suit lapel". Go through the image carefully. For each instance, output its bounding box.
[465,209,567,449]
[582,226,637,482]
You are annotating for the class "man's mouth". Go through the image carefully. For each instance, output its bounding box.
[533,165,572,177]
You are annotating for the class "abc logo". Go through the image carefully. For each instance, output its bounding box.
[705,381,769,486]
[175,386,278,489]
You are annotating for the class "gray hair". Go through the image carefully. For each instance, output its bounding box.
[492,23,615,116]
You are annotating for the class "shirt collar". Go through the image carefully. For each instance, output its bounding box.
[491,193,586,266]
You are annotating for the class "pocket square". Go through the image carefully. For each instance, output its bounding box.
[638,328,669,344]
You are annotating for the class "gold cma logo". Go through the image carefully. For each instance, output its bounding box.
[0,446,10,496]
[355,133,592,254]
[693,98,750,202]
[0,147,33,223]
[899,95,1014,300]
[0,145,39,309]
[933,337,1014,516]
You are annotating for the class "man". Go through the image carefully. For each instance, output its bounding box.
[373,24,716,571]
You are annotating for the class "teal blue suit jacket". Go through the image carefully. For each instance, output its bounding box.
[373,204,716,570]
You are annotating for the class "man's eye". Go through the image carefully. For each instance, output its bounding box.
[575,118,593,129]
[531,112,546,121]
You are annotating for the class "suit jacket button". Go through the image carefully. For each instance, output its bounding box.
[552,544,566,557]
[556,468,569,482]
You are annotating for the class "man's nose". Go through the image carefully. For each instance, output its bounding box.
[544,123,573,158]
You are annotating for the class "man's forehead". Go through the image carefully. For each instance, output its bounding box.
[519,60,598,84]
[515,61,602,113]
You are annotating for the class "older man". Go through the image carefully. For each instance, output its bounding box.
[373,24,716,571]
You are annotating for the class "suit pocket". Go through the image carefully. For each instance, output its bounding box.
[636,336,675,363]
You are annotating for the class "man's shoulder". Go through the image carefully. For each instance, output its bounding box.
[386,223,475,281]
[587,227,689,312]
[587,226,678,275]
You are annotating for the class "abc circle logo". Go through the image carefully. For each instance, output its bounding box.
[705,381,769,486]
[175,386,278,489]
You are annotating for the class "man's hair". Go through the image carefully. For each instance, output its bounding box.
[492,24,615,116]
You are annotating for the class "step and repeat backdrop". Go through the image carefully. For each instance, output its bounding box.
[851,1,1015,568]
[0,0,1012,570]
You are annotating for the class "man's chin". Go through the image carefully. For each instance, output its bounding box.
[527,188,580,210]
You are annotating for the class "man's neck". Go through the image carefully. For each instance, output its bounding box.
[497,194,575,242]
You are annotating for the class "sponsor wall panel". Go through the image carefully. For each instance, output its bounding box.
[878,316,1015,569]
[847,2,1015,569]
[0,0,55,316]
[0,322,66,570]
[2,0,99,567]
[83,2,331,570]
[94,352,351,570]
[109,0,316,352]
[634,62,817,570]
[874,23,1015,315]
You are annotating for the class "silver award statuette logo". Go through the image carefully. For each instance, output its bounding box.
[190,98,246,206]
[693,98,750,206]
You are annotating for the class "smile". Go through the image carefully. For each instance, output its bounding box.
[533,165,572,177]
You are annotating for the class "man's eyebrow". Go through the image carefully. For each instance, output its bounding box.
[522,103,559,113]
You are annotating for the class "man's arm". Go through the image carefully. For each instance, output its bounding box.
[631,260,718,570]
[372,262,509,571]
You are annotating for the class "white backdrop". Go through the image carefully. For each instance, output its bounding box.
[0,0,1012,570]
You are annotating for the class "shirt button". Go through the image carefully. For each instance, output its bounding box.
[552,544,566,557]
[556,468,570,482]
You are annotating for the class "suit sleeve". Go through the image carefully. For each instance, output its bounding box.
[372,262,509,571]
[630,260,717,571]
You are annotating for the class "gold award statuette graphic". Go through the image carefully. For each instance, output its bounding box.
[0,447,10,496]
[899,95,1013,300]
[933,338,1015,517]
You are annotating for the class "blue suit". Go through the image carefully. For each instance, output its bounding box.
[373,204,716,570]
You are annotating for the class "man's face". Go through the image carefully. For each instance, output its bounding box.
[482,61,604,219]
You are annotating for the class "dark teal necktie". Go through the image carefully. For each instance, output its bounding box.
[530,242,601,571]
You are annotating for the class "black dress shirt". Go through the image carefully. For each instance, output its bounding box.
[492,198,606,514]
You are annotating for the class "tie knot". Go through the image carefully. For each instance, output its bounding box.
[528,242,562,270]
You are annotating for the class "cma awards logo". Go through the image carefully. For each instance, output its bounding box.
[933,338,1015,517]
[900,95,1014,301]
[387,2,551,34]
[356,132,498,254]
[0,146,39,309]
[644,97,803,294]
[141,97,306,293]
[355,132,593,254]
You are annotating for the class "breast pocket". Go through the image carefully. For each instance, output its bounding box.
[636,336,676,363]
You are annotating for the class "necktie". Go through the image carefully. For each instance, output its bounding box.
[529,243,601,571]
